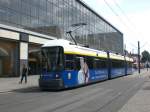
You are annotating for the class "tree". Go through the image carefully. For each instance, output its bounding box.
[141,50,150,63]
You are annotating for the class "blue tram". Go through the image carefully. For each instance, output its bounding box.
[39,39,133,89]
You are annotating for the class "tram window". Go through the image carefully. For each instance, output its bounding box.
[86,57,94,69]
[75,56,93,70]
[127,62,132,68]
[101,59,107,68]
[120,61,125,67]
[94,58,107,69]
[65,61,74,70]
[130,62,132,67]
[94,59,100,69]
[75,56,81,70]
[111,60,124,68]
[111,61,117,68]
[65,55,74,61]
[41,47,64,72]
[65,54,75,70]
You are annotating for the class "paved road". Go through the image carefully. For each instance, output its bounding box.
[0,73,148,112]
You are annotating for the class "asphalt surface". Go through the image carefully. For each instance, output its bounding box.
[0,73,147,112]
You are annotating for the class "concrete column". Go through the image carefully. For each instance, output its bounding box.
[19,33,29,76]
[19,42,28,76]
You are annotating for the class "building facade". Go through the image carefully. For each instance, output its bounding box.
[0,0,123,77]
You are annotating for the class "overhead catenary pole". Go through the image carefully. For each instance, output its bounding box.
[138,41,140,74]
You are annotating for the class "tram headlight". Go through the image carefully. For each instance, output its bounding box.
[55,74,59,78]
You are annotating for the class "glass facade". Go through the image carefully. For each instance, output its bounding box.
[0,0,123,53]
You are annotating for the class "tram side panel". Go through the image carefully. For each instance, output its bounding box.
[126,61,133,75]
[86,56,108,83]
[110,59,126,78]
[62,54,108,88]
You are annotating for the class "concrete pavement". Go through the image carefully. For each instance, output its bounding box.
[0,70,141,94]
[0,75,39,93]
[119,70,150,112]
[0,70,150,112]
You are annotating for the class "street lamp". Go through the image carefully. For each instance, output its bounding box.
[129,41,141,74]
[66,23,87,45]
[138,41,141,74]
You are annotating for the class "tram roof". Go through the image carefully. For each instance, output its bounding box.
[109,52,124,61]
[43,39,133,61]
[125,56,134,62]
[43,39,107,58]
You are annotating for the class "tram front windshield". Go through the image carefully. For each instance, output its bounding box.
[41,47,64,72]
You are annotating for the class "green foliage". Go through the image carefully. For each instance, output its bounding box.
[141,50,150,63]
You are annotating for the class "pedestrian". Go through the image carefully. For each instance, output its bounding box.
[146,63,149,71]
[19,64,28,84]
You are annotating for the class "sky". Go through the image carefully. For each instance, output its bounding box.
[82,0,150,54]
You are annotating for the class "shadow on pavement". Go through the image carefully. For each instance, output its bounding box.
[12,86,43,93]
[11,79,116,93]
[12,86,67,93]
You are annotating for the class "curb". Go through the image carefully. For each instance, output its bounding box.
[0,90,12,94]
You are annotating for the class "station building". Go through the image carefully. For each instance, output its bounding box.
[0,0,123,77]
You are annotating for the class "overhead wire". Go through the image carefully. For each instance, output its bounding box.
[112,0,149,49]
[104,0,148,50]
[103,0,130,30]
[112,0,136,28]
